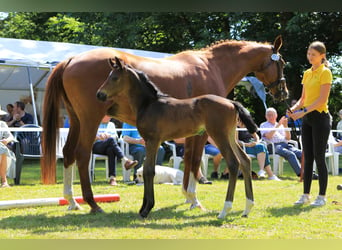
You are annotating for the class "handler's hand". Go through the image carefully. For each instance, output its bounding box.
[288,110,305,121]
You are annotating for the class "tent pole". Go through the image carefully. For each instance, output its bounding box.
[26,67,38,125]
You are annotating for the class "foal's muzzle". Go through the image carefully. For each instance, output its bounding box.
[96,91,108,102]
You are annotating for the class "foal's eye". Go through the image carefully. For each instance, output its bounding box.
[110,74,118,81]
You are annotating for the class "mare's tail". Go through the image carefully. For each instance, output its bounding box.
[41,59,73,184]
[232,101,258,134]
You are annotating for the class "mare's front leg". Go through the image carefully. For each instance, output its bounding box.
[182,135,207,210]
[139,140,159,218]
[63,163,82,210]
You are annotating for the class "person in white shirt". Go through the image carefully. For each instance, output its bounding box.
[0,108,16,188]
[260,107,302,177]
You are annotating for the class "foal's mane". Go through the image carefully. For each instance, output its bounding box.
[131,66,169,99]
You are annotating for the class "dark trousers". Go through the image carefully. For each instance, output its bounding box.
[302,111,331,195]
[92,137,124,178]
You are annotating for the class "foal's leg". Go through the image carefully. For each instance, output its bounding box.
[63,163,82,210]
[236,146,254,217]
[139,140,159,218]
[217,141,240,219]
[182,135,207,210]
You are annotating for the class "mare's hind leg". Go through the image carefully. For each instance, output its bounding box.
[139,140,159,218]
[182,135,207,210]
[63,163,82,210]
[76,136,104,213]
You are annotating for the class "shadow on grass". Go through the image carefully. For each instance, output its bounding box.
[0,202,243,234]
[266,204,316,217]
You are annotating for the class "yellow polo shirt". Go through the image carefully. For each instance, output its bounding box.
[302,64,332,113]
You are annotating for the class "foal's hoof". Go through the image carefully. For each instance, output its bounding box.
[241,214,248,218]
[139,210,150,219]
[190,203,205,211]
[90,207,105,214]
[138,214,147,220]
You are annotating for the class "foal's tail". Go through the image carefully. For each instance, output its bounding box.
[41,59,73,184]
[232,101,258,134]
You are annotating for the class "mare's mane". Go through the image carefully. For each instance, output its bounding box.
[200,39,270,52]
[131,66,169,99]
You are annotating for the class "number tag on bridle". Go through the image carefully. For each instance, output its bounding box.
[271,53,280,61]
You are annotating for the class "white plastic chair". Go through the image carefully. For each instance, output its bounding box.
[119,136,134,182]
[165,141,209,177]
[88,122,123,182]
[314,133,337,175]
[164,141,183,169]
[333,150,341,176]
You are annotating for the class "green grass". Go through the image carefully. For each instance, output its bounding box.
[0,159,342,239]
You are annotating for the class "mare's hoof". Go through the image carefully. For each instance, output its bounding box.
[241,214,248,218]
[67,204,83,211]
[90,207,105,214]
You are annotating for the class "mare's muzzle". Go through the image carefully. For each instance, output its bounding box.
[269,77,288,102]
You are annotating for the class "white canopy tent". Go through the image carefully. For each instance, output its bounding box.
[0,37,266,125]
[0,37,173,124]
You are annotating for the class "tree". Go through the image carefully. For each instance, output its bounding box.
[1,12,341,124]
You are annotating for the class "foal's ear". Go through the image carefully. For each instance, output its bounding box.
[273,35,283,52]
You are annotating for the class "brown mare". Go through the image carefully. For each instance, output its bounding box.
[97,57,259,218]
[42,35,288,215]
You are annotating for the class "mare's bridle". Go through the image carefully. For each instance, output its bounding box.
[265,47,286,89]
[259,46,287,101]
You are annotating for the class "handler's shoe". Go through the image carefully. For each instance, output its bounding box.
[310,195,326,207]
[294,194,310,205]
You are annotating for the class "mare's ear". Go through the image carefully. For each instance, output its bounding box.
[108,57,125,70]
[114,56,124,70]
[108,58,116,69]
[273,35,283,52]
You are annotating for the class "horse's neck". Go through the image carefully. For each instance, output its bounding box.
[127,78,157,114]
[210,41,270,83]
